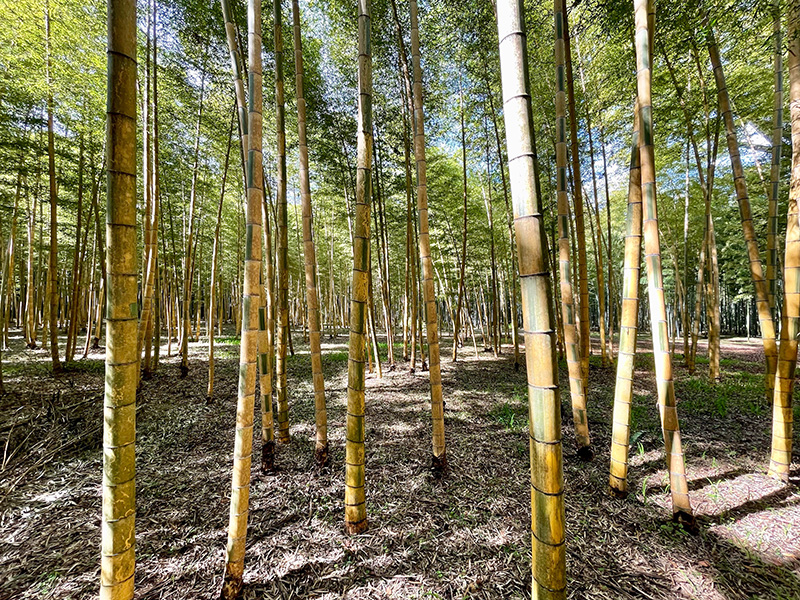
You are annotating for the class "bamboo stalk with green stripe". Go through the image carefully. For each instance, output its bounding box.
[768,0,799,483]
[634,0,694,527]
[497,1,565,596]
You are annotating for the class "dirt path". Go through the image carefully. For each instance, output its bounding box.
[0,329,797,599]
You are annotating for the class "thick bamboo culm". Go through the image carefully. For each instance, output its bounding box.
[555,0,591,459]
[633,0,693,526]
[275,0,291,445]
[609,101,642,497]
[410,0,446,470]
[768,0,799,483]
[497,1,565,597]
[344,0,372,535]
[292,0,328,466]
[100,0,137,596]
[220,0,263,592]
[707,18,777,399]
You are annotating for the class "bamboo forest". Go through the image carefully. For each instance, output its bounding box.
[1,0,800,598]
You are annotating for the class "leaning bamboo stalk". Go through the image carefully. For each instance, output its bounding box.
[768,0,799,483]
[498,2,566,597]
[555,0,592,460]
[220,0,263,592]
[100,0,137,595]
[344,0,372,535]
[707,19,777,398]
[634,0,693,526]
[609,100,642,497]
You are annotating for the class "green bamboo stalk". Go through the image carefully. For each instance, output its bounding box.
[634,0,694,527]
[345,0,372,535]
[219,0,263,592]
[497,2,565,597]
[609,101,642,497]
[101,0,137,596]
[555,0,592,460]
[768,0,799,483]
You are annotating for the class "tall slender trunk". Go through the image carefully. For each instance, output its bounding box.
[180,70,206,376]
[410,0,446,471]
[768,0,799,483]
[100,0,137,595]
[563,5,589,388]
[555,0,592,459]
[45,0,61,373]
[274,0,290,445]
[66,132,84,362]
[609,100,642,496]
[767,0,783,313]
[452,74,468,362]
[293,0,328,465]
[707,20,777,398]
[344,0,373,535]
[634,0,693,526]
[220,0,263,592]
[497,2,565,595]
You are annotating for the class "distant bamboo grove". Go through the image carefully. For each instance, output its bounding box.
[0,0,797,598]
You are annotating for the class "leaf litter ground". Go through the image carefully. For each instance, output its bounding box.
[0,329,798,599]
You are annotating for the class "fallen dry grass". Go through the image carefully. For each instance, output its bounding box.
[0,329,797,599]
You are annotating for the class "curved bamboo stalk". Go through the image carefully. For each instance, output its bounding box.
[410,0,446,472]
[219,0,263,592]
[609,101,642,497]
[634,0,693,527]
[344,0,372,535]
[292,0,328,466]
[497,2,566,597]
[555,0,592,460]
[100,0,137,596]
[768,0,799,483]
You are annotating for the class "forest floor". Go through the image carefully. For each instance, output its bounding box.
[0,327,798,600]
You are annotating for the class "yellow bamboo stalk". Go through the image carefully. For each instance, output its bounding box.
[555,0,592,460]
[344,0,372,535]
[410,0,447,472]
[634,0,694,526]
[768,0,799,483]
[219,0,263,592]
[101,0,137,596]
[292,0,328,466]
[707,18,777,398]
[498,2,565,597]
[609,101,642,497]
